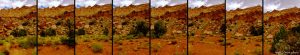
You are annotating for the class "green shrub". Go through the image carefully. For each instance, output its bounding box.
[44,28,56,36]
[189,31,195,36]
[126,35,137,39]
[0,40,5,45]
[128,21,149,37]
[11,29,28,37]
[0,52,5,55]
[68,30,75,37]
[220,24,226,34]
[103,27,109,36]
[250,26,263,36]
[89,20,96,25]
[61,37,75,47]
[270,26,287,53]
[153,21,167,38]
[66,19,74,28]
[188,22,194,27]
[91,43,103,53]
[76,28,85,35]
[19,37,37,48]
[40,31,46,37]
[22,21,29,26]
[122,21,128,25]
[291,25,300,34]
[0,50,9,55]
[19,29,28,36]
[56,20,63,26]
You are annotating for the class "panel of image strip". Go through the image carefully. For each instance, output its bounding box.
[150,0,187,55]
[264,0,300,55]
[188,0,225,54]
[37,0,75,55]
[226,0,263,55]
[75,0,112,55]
[113,0,150,55]
[0,0,37,55]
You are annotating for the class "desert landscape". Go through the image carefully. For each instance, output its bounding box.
[226,5,263,55]
[37,4,75,55]
[151,2,187,55]
[1,0,300,55]
[188,3,225,55]
[264,7,300,55]
[113,2,150,55]
[0,6,37,55]
[75,4,112,55]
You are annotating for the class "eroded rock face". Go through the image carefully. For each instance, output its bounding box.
[0,6,37,37]
[227,6,263,37]
[188,4,225,37]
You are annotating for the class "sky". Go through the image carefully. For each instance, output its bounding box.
[0,0,36,10]
[2,0,300,10]
[189,0,224,9]
[226,0,262,11]
[113,0,148,8]
[151,0,186,8]
[76,0,111,8]
[38,0,74,8]
[264,0,300,13]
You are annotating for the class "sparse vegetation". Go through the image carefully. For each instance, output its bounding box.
[22,21,29,26]
[234,50,241,55]
[19,37,37,48]
[269,25,300,53]
[91,43,103,53]
[56,20,63,26]
[220,24,226,34]
[253,48,262,55]
[250,26,263,36]
[128,21,149,37]
[89,19,96,25]
[61,37,75,47]
[0,50,9,55]
[40,28,56,37]
[103,27,109,36]
[291,25,300,35]
[76,28,86,35]
[188,22,194,27]
[0,52,5,55]
[270,27,287,53]
[189,31,195,36]
[11,29,28,37]
[153,21,167,38]
[151,43,161,53]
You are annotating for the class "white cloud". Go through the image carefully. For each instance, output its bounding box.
[226,0,261,11]
[151,0,186,8]
[113,0,148,8]
[0,0,36,10]
[188,0,207,9]
[227,1,243,11]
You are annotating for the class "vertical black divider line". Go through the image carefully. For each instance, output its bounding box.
[262,0,264,55]
[149,0,151,55]
[224,0,227,55]
[111,0,114,55]
[73,0,76,55]
[36,0,38,55]
[186,0,189,55]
